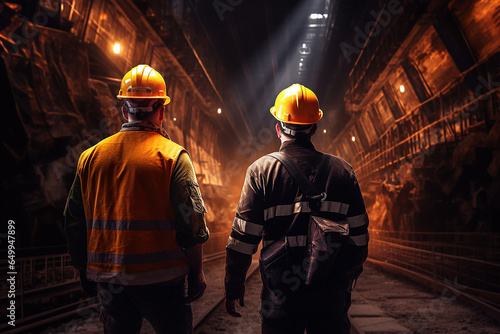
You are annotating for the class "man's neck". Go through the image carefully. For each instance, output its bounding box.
[121,120,171,139]
[280,136,293,144]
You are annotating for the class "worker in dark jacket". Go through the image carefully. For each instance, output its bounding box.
[224,84,369,333]
[65,65,209,334]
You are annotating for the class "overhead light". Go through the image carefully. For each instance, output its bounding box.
[323,129,327,133]
[299,62,303,67]
[217,108,222,114]
[399,85,405,93]
[113,43,120,54]
[351,136,356,142]
[309,13,324,20]
[173,117,177,122]
[299,44,310,55]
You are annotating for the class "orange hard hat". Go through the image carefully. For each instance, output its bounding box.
[117,64,170,105]
[270,84,322,125]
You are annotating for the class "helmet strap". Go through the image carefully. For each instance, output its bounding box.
[124,99,161,114]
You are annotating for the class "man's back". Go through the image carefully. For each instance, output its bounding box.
[225,83,368,334]
[65,64,209,334]
[227,139,367,253]
[78,130,190,285]
[79,130,183,221]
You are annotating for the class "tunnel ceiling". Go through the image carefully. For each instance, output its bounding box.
[0,0,379,148]
[182,0,373,136]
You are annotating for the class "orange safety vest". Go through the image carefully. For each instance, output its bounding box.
[77,130,190,285]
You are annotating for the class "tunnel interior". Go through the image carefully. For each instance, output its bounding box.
[0,0,500,329]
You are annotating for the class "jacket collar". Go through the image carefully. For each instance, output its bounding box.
[120,120,171,140]
[279,139,316,152]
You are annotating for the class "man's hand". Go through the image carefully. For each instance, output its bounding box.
[225,297,244,317]
[186,271,207,303]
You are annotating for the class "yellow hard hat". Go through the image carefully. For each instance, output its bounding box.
[270,84,323,125]
[117,64,170,105]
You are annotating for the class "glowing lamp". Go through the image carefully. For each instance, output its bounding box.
[113,43,120,54]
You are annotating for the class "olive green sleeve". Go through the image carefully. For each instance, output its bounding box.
[63,174,87,268]
[170,151,210,248]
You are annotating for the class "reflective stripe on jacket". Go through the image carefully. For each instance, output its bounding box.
[225,139,369,300]
[227,140,369,256]
[78,131,189,285]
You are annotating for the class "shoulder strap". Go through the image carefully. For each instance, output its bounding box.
[312,154,334,190]
[264,152,333,245]
[267,152,317,196]
[267,152,331,200]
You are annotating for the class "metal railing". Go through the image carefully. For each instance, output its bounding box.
[0,254,78,322]
[368,230,500,305]
[371,230,500,260]
[0,243,230,327]
[0,254,77,293]
[353,82,499,182]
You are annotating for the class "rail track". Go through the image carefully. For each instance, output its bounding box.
[2,231,499,333]
[0,251,258,334]
[192,260,260,330]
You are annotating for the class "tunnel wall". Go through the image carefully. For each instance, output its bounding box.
[0,0,235,251]
[328,0,500,233]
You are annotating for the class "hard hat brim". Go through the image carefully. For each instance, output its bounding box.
[117,95,171,105]
[270,107,323,125]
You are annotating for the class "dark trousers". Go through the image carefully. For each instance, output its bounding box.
[97,280,192,334]
[260,286,351,334]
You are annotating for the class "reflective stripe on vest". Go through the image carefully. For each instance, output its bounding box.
[78,131,189,285]
[86,219,176,231]
[88,248,186,264]
[86,262,190,285]
[86,220,186,269]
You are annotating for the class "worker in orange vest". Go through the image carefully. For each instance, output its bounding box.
[65,64,209,334]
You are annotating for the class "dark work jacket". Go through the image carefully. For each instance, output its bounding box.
[225,139,369,300]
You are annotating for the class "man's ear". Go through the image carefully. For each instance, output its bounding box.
[121,105,128,121]
[275,123,281,139]
[310,123,317,136]
[159,106,165,122]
